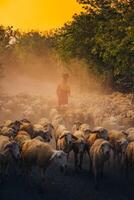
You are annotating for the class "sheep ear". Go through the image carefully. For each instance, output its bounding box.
[90,130,97,133]
[50,151,57,161]
[122,131,128,137]
[43,124,48,129]
[50,124,54,129]
[59,134,65,140]
[10,136,14,141]
[86,135,90,140]
[4,142,12,150]
[96,132,100,138]
[72,135,78,140]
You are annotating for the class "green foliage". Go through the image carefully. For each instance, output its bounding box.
[13,31,55,61]
[53,0,134,92]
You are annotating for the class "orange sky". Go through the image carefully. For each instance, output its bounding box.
[0,0,82,31]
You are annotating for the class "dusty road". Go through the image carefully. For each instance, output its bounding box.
[0,151,134,200]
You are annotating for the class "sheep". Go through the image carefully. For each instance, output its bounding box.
[86,133,98,147]
[0,120,22,138]
[21,139,67,189]
[8,121,23,136]
[52,114,65,130]
[57,130,78,168]
[32,124,52,142]
[54,124,67,148]
[85,127,108,149]
[72,121,82,133]
[127,131,134,143]
[41,121,54,139]
[79,123,92,137]
[15,131,31,150]
[19,119,33,137]
[90,139,113,189]
[72,130,89,171]
[38,118,50,126]
[91,127,109,141]
[127,127,134,134]
[3,120,13,127]
[49,108,58,121]
[14,131,32,176]
[0,135,20,183]
[125,141,134,178]
[64,111,76,130]
[108,130,128,166]
[0,126,14,138]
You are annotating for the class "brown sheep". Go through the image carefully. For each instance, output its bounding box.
[108,130,128,165]
[21,139,67,188]
[54,124,67,149]
[86,127,108,149]
[57,130,78,163]
[124,128,134,142]
[125,142,134,178]
[72,130,89,171]
[20,121,33,137]
[0,120,23,138]
[38,118,54,139]
[0,127,14,138]
[127,132,134,143]
[32,124,52,142]
[86,133,97,147]
[91,127,109,140]
[90,139,113,189]
[0,135,20,183]
[79,123,92,137]
[15,131,31,150]
[72,121,82,134]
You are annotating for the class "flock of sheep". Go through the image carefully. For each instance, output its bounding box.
[0,92,134,190]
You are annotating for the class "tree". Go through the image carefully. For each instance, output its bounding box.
[53,0,134,92]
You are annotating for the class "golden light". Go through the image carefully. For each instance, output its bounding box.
[0,0,82,31]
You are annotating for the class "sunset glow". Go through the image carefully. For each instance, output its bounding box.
[0,0,82,31]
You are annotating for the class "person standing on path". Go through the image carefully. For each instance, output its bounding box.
[56,73,71,106]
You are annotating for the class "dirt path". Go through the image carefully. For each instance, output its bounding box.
[0,152,133,200]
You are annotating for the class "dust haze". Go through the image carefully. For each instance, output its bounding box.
[1,52,102,98]
[0,50,134,136]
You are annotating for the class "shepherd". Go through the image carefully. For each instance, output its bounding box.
[57,73,71,106]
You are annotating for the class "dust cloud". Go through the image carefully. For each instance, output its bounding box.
[1,53,102,98]
[0,52,133,131]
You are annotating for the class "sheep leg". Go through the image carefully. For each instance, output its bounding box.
[5,163,9,178]
[0,164,3,184]
[24,164,33,188]
[79,152,83,170]
[93,158,99,190]
[120,155,125,177]
[125,158,129,180]
[67,152,70,161]
[94,167,99,190]
[100,166,104,180]
[17,159,24,177]
[87,150,92,173]
[28,168,33,187]
[40,168,46,191]
[74,152,78,172]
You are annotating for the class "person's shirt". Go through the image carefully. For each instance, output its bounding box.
[57,82,70,96]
